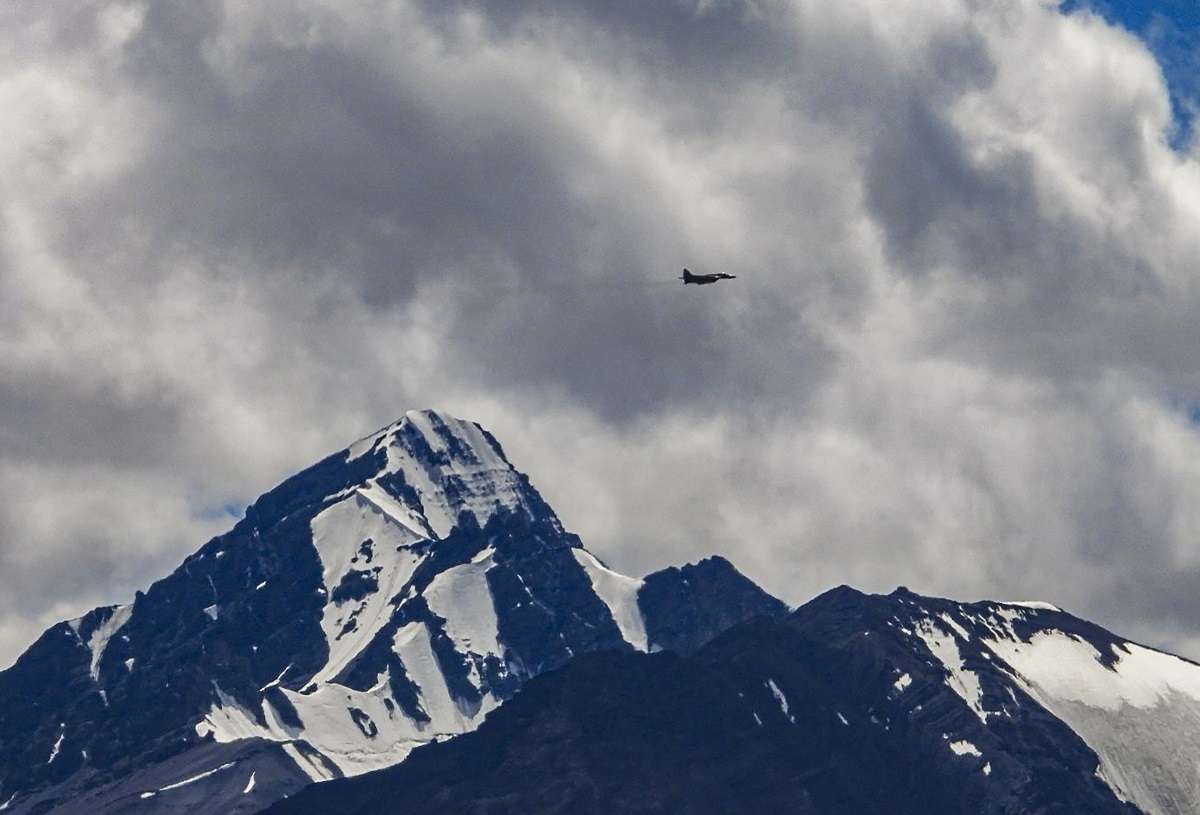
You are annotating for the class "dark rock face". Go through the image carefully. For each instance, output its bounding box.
[638,555,789,654]
[0,411,786,815]
[267,589,1149,815]
[0,430,357,814]
[45,740,325,815]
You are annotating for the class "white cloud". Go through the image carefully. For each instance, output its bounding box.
[2,0,1200,668]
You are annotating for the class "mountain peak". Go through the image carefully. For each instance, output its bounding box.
[339,408,556,541]
[0,410,785,815]
[346,409,499,462]
[239,409,557,547]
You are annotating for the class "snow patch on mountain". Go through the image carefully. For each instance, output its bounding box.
[572,550,647,652]
[425,548,502,658]
[270,683,420,775]
[86,604,133,681]
[765,679,795,723]
[949,739,982,757]
[355,482,432,539]
[195,658,485,778]
[195,683,269,743]
[259,664,291,693]
[985,629,1200,815]
[392,622,472,727]
[280,744,336,782]
[938,613,971,641]
[310,491,425,686]
[1002,600,1062,612]
[47,726,64,764]
[158,762,236,792]
[914,619,989,723]
[988,632,1200,711]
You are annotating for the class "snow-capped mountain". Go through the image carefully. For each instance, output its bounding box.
[0,410,786,815]
[7,409,1198,815]
[269,585,1200,815]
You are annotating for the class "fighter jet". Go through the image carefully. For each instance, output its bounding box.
[679,268,737,286]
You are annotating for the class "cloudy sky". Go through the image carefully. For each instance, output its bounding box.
[4,0,1200,668]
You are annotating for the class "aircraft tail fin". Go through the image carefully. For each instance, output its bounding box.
[681,268,694,282]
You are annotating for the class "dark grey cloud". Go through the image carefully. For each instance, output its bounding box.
[0,371,183,469]
[38,0,840,425]
[3,0,1200,667]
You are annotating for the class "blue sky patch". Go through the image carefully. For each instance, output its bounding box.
[194,502,245,522]
[1060,0,1200,148]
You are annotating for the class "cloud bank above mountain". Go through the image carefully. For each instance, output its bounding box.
[3,0,1200,666]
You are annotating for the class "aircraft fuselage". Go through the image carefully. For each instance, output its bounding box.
[680,268,736,285]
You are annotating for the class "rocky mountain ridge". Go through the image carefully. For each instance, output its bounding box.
[269,584,1200,815]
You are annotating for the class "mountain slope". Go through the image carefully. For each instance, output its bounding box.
[0,410,786,815]
[267,586,1200,815]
